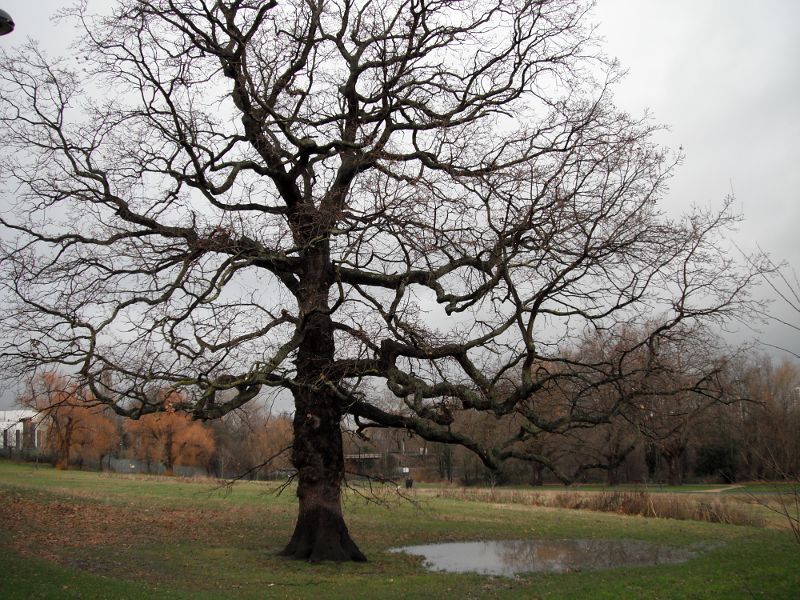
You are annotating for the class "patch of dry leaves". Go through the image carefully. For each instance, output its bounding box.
[0,489,249,563]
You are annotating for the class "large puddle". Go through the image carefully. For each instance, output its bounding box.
[390,539,697,577]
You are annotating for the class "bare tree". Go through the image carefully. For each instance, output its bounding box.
[631,326,739,486]
[212,404,293,479]
[0,1,762,561]
[499,323,737,487]
[757,259,800,359]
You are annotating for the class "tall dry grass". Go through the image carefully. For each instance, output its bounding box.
[431,488,765,527]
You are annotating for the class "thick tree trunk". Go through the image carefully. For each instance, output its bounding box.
[279,256,366,562]
[279,388,365,562]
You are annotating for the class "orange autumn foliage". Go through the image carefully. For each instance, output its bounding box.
[22,372,119,469]
[124,404,215,475]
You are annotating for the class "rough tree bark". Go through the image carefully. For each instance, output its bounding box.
[281,385,365,561]
[281,251,366,560]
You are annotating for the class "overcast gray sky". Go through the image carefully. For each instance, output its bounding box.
[1,1,798,406]
[596,0,800,356]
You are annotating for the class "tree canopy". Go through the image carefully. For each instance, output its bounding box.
[0,0,762,561]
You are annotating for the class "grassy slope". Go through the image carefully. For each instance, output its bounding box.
[0,461,797,599]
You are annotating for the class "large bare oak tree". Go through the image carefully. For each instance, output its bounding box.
[0,0,761,561]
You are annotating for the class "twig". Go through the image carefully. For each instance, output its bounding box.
[343,470,424,509]
[210,444,294,496]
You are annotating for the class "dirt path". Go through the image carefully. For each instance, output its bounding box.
[696,484,745,493]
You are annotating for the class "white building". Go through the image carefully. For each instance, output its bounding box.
[0,409,43,450]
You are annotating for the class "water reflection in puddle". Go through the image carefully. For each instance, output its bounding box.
[390,539,697,577]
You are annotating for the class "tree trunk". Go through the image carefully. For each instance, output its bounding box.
[531,462,544,487]
[279,258,366,562]
[279,387,365,562]
[164,429,175,476]
[56,419,73,470]
[606,466,619,486]
[666,453,682,486]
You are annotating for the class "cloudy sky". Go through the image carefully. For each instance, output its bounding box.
[597,0,800,356]
[0,1,798,406]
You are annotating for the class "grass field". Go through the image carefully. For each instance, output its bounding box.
[0,461,797,599]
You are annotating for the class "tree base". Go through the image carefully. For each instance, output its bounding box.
[279,505,367,562]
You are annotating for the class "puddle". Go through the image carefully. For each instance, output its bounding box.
[390,539,697,577]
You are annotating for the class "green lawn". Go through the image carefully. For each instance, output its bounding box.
[0,461,797,599]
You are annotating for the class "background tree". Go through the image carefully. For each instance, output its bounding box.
[751,263,800,544]
[629,327,733,486]
[125,404,216,475]
[544,330,645,486]
[736,356,800,480]
[22,373,119,469]
[756,258,800,360]
[213,406,293,479]
[70,408,120,470]
[568,416,639,486]
[0,1,764,561]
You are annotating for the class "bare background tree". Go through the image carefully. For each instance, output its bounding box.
[0,0,763,561]
[756,259,800,360]
[211,405,293,480]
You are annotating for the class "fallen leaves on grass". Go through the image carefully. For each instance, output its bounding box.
[0,489,256,564]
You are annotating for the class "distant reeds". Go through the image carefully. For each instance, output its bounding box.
[431,488,765,527]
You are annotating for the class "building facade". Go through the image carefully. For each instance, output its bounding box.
[0,410,43,450]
